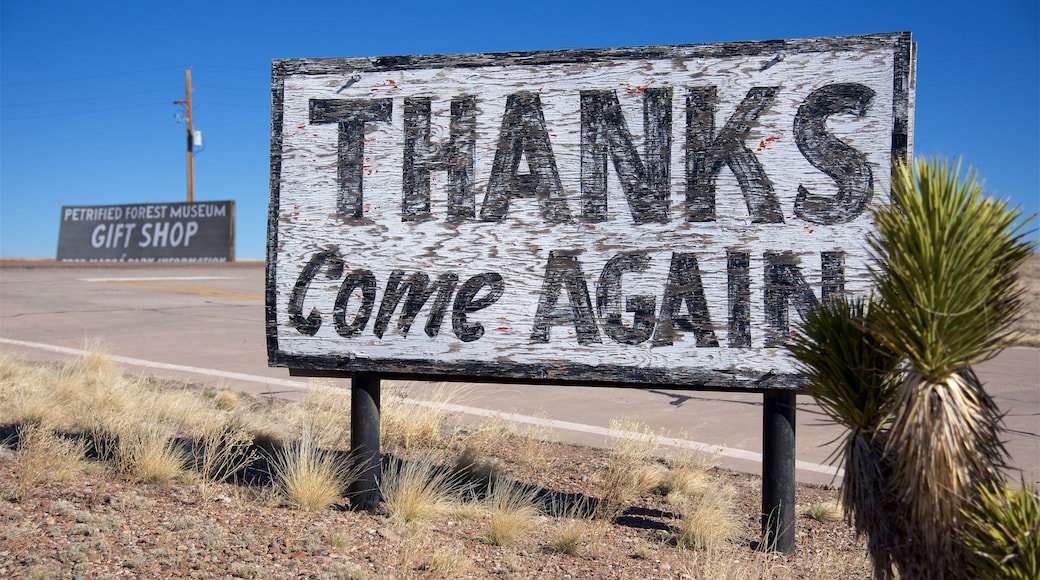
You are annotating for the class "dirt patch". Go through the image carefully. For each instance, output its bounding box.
[0,443,868,579]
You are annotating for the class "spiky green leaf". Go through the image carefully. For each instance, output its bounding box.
[869,158,1035,380]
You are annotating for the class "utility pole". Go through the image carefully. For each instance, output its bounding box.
[175,69,195,203]
[184,69,194,203]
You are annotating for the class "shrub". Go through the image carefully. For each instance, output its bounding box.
[963,481,1040,580]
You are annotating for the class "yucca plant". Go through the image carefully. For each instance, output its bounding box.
[790,157,1034,579]
[870,157,1032,578]
[788,297,901,578]
[962,480,1040,579]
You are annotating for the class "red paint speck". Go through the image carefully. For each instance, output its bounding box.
[756,136,781,152]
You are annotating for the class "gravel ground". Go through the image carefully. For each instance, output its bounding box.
[0,422,871,579]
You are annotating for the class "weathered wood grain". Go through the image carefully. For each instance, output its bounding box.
[267,32,916,390]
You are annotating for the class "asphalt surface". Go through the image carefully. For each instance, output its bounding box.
[1,260,1037,487]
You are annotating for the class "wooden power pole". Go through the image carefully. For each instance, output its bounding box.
[184,69,194,203]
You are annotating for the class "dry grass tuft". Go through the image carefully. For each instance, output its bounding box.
[75,345,120,383]
[293,382,352,450]
[659,435,721,504]
[115,422,187,484]
[191,413,259,490]
[546,518,588,555]
[803,500,842,522]
[269,427,353,511]
[212,389,240,411]
[381,381,460,451]
[674,482,742,550]
[380,455,460,525]
[596,418,662,519]
[483,476,540,546]
[546,502,598,555]
[418,545,472,576]
[3,423,87,501]
[0,360,66,428]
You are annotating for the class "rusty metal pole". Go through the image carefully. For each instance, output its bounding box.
[762,390,796,553]
[350,372,381,510]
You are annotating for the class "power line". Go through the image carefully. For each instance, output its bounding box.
[1,103,171,121]
[3,88,181,108]
[0,65,187,88]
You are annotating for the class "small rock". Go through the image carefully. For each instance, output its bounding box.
[376,528,401,542]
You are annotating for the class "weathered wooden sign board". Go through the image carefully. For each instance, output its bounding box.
[58,200,235,262]
[267,32,915,390]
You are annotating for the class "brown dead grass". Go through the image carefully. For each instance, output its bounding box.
[0,354,875,578]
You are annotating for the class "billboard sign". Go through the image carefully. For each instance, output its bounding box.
[267,33,915,389]
[57,200,235,263]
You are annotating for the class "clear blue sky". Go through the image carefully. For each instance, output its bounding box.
[2,0,1037,259]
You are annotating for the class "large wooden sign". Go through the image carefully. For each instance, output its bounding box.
[267,33,915,389]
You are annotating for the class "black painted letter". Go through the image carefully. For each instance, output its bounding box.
[403,97,477,222]
[309,98,393,220]
[764,252,845,347]
[531,251,600,344]
[794,84,876,224]
[596,252,656,345]
[686,87,782,223]
[727,250,751,348]
[651,253,719,347]
[373,271,459,338]
[452,273,505,342]
[580,88,672,223]
[480,92,571,223]
[288,249,344,335]
[333,270,377,337]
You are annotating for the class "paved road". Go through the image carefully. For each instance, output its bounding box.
[1,260,1037,487]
